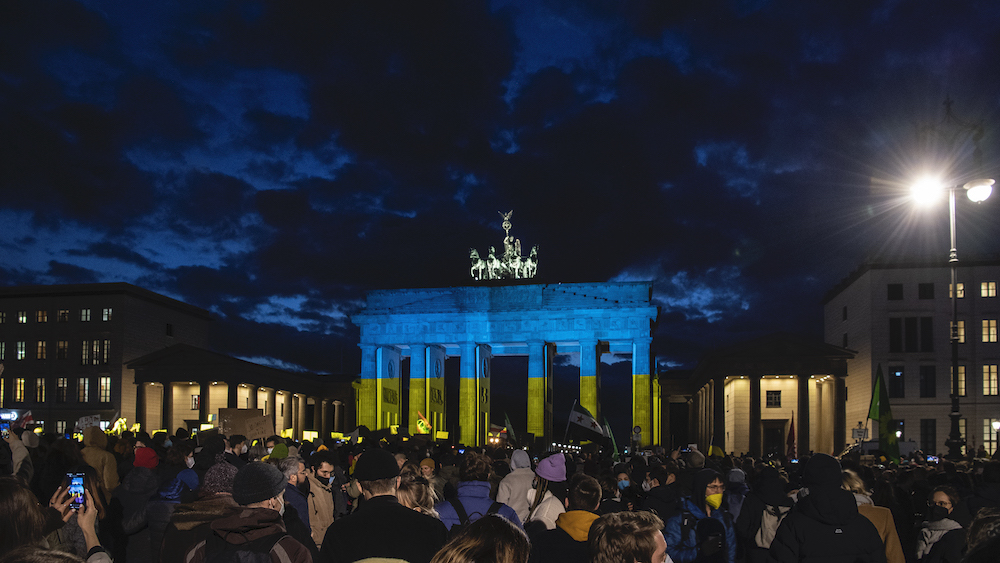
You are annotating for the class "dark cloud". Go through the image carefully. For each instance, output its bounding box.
[46,261,100,284]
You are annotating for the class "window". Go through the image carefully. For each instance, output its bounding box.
[950,283,965,298]
[985,365,999,396]
[766,390,781,408]
[17,311,27,323]
[78,378,89,402]
[0,312,5,323]
[983,282,997,298]
[960,419,967,453]
[56,421,66,434]
[81,341,90,365]
[36,310,47,323]
[842,306,848,321]
[986,419,1000,456]
[80,309,90,322]
[280,402,284,416]
[35,378,45,402]
[16,341,26,360]
[887,284,904,300]
[14,378,25,402]
[102,308,112,322]
[36,340,46,360]
[57,378,68,403]
[905,317,919,352]
[0,342,5,361]
[57,340,68,360]
[919,283,935,299]
[191,394,200,410]
[843,333,848,348]
[890,317,934,352]
[890,318,903,353]
[951,365,966,397]
[920,318,934,352]
[956,320,966,343]
[58,309,70,322]
[102,339,110,364]
[166,323,174,337]
[921,419,937,453]
[920,365,936,398]
[99,377,111,403]
[888,366,905,398]
[92,340,100,365]
[984,320,998,343]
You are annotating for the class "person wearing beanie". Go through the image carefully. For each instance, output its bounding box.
[182,462,311,563]
[321,447,448,563]
[769,453,886,563]
[134,446,159,469]
[159,462,240,563]
[665,468,737,563]
[419,457,447,501]
[523,453,567,537]
[434,450,523,533]
[497,450,536,523]
[529,473,603,563]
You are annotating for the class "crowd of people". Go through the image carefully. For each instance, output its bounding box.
[2,424,1000,563]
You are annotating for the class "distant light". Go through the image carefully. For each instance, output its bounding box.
[895,430,902,438]
[965,179,994,203]
[911,176,943,206]
[992,420,1000,432]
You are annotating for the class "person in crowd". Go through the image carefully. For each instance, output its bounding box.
[642,465,681,523]
[320,447,448,563]
[590,510,669,563]
[523,453,566,536]
[225,435,248,467]
[435,451,522,531]
[916,485,964,563]
[421,457,448,501]
[734,466,793,563]
[107,446,161,563]
[528,473,602,563]
[598,473,628,514]
[159,460,239,563]
[724,469,749,521]
[182,462,312,563]
[397,478,441,519]
[277,455,311,531]
[147,443,199,563]
[842,469,904,563]
[966,461,1000,517]
[306,450,340,547]
[769,453,885,563]
[80,428,119,495]
[665,468,736,563]
[497,450,535,523]
[8,429,33,483]
[430,514,530,563]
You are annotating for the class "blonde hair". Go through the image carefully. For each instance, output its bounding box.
[396,479,440,519]
[430,515,529,563]
[841,469,869,496]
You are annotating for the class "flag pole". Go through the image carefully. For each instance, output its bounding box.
[563,399,577,444]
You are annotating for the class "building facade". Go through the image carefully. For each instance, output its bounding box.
[823,261,1000,456]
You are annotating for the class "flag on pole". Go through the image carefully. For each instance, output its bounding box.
[504,411,519,448]
[603,418,620,462]
[568,402,606,441]
[786,410,797,460]
[16,410,33,429]
[868,364,900,463]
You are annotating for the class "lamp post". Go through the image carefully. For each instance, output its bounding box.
[915,178,995,460]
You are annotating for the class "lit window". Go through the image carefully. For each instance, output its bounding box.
[0,342,5,361]
[985,365,998,396]
[985,419,1000,456]
[0,312,5,323]
[16,341,26,360]
[102,308,112,322]
[36,378,45,402]
[57,378,68,403]
[99,377,111,403]
[57,341,68,360]
[78,378,89,402]
[80,309,91,322]
[81,341,90,365]
[984,320,998,343]
[36,310,47,323]
[14,378,25,402]
[956,320,966,343]
[950,283,965,298]
[766,390,781,408]
[983,282,997,298]
[951,366,966,397]
[91,340,100,365]
[960,419,968,455]
[102,339,110,364]
[36,341,46,360]
[191,394,200,410]
[58,309,70,322]
[56,420,66,434]
[17,311,27,323]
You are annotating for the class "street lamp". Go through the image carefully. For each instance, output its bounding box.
[912,178,995,460]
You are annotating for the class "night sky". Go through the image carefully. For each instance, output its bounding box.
[4,1,1000,439]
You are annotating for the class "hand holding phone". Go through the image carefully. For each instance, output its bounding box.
[67,472,86,511]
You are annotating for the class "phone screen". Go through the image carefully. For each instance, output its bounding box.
[68,473,86,510]
[0,422,10,439]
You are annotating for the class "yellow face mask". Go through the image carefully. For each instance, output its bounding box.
[706,493,723,509]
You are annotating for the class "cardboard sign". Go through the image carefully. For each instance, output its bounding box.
[77,415,101,430]
[243,415,275,440]
[218,408,265,437]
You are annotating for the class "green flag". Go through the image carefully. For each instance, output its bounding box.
[504,411,519,448]
[868,364,900,463]
[603,417,620,462]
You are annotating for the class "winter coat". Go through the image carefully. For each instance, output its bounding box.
[183,506,313,563]
[769,487,886,563]
[497,467,536,523]
[855,495,905,563]
[528,510,598,563]
[642,483,682,523]
[664,497,737,563]
[108,466,160,563]
[434,481,523,530]
[81,427,120,494]
[285,482,311,531]
[916,518,964,563]
[524,487,565,531]
[306,473,336,547]
[160,494,237,563]
[320,494,448,563]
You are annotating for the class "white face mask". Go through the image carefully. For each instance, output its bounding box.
[277,497,285,516]
[241,444,248,455]
[267,447,274,454]
[642,481,652,492]
[185,457,195,469]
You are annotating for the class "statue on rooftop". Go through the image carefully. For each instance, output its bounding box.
[469,210,538,281]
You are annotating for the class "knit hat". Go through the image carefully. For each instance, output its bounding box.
[232,462,286,505]
[510,450,531,471]
[536,453,567,482]
[353,448,400,481]
[269,443,289,460]
[803,453,842,489]
[134,447,159,469]
[420,458,436,470]
[727,468,746,484]
[203,462,238,495]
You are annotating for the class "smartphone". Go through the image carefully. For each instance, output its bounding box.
[67,472,86,510]
[790,458,799,464]
[0,422,9,439]
[927,455,939,463]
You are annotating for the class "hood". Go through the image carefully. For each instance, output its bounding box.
[118,467,160,496]
[211,507,287,543]
[83,427,107,449]
[752,467,794,507]
[647,482,681,504]
[172,495,239,531]
[556,510,600,542]
[457,480,492,498]
[795,487,860,526]
[511,450,531,470]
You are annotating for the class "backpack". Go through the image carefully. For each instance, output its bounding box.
[447,499,502,538]
[201,531,289,563]
[754,503,791,548]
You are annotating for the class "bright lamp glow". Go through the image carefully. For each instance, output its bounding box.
[964,179,994,203]
[911,176,944,205]
[992,420,1000,431]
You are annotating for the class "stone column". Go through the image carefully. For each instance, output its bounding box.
[579,339,600,421]
[135,384,146,431]
[377,346,402,429]
[476,344,492,447]
[713,374,725,455]
[749,375,762,457]
[246,384,257,410]
[632,337,653,447]
[320,399,329,438]
[333,400,343,433]
[198,380,209,425]
[834,375,847,453]
[409,344,427,435]
[265,388,277,429]
[162,382,174,433]
[358,345,378,429]
[652,376,662,446]
[527,341,551,441]
[297,393,308,440]
[426,346,447,437]
[227,382,238,409]
[797,373,811,456]
[459,342,478,445]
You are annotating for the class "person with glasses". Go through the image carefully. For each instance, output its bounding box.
[664,468,737,563]
[916,486,964,563]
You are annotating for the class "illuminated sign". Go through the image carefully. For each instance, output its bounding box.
[0,412,17,421]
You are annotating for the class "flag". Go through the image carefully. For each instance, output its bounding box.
[786,411,797,460]
[15,410,33,429]
[504,411,519,448]
[568,402,606,441]
[416,411,432,434]
[868,364,900,463]
[604,418,620,462]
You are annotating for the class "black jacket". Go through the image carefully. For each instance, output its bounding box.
[319,495,447,563]
[769,487,886,563]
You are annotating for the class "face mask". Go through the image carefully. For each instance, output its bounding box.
[641,481,652,492]
[185,457,195,469]
[929,505,949,521]
[241,444,248,454]
[267,447,274,454]
[706,493,723,509]
[277,497,285,516]
[163,440,172,448]
[618,480,630,491]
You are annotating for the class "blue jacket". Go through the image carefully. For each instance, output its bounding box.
[285,482,310,530]
[434,481,522,530]
[664,497,737,563]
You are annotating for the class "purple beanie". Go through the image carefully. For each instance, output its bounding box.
[536,453,567,482]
